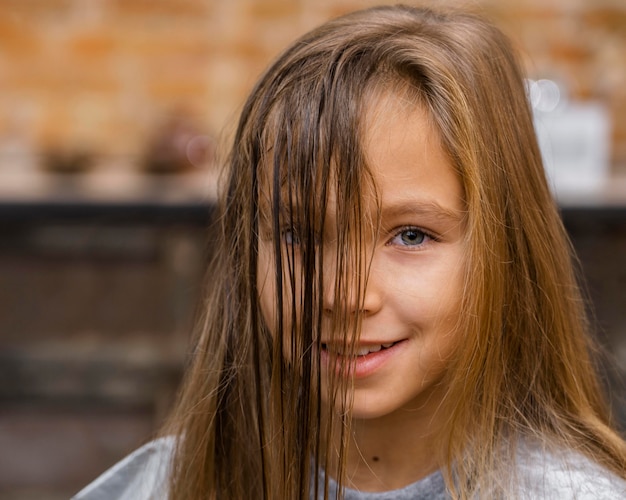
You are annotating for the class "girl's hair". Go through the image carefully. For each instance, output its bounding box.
[163,4,626,499]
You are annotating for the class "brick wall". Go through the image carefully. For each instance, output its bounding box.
[0,1,624,498]
[0,0,625,171]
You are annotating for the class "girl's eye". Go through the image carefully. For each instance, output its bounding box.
[281,228,322,248]
[389,227,430,248]
[282,229,300,245]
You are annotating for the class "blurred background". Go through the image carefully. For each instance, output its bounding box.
[0,0,624,498]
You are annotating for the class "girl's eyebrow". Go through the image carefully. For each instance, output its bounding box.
[278,203,302,219]
[263,202,463,226]
[380,201,464,224]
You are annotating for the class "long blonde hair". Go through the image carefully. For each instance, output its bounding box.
[163,5,626,498]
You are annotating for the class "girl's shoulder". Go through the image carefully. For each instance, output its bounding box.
[512,440,626,499]
[71,436,175,500]
[70,435,626,499]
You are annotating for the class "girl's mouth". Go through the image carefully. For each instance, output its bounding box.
[320,340,405,378]
[321,341,399,356]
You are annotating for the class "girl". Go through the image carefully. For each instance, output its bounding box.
[75,5,626,499]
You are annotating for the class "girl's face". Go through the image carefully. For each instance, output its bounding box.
[257,90,466,422]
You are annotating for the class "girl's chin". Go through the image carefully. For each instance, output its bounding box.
[319,391,396,421]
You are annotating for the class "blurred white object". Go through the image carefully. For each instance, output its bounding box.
[529,79,611,196]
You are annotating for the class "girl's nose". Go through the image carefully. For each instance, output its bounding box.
[322,257,383,316]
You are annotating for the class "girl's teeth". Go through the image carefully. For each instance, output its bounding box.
[324,342,396,356]
[358,344,390,355]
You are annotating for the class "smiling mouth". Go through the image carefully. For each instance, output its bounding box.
[321,341,399,356]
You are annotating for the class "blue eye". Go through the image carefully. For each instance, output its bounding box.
[390,227,429,247]
[282,229,300,245]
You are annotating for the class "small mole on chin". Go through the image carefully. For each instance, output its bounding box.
[372,456,380,462]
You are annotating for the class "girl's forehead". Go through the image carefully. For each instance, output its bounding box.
[363,81,428,130]
[255,82,442,218]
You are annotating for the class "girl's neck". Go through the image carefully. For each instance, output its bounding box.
[325,408,443,493]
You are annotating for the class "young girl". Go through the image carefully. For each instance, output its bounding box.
[74,5,626,499]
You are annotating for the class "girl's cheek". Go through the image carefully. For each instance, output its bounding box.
[257,247,277,331]
[256,249,300,341]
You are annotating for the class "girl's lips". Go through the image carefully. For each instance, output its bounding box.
[320,340,407,379]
